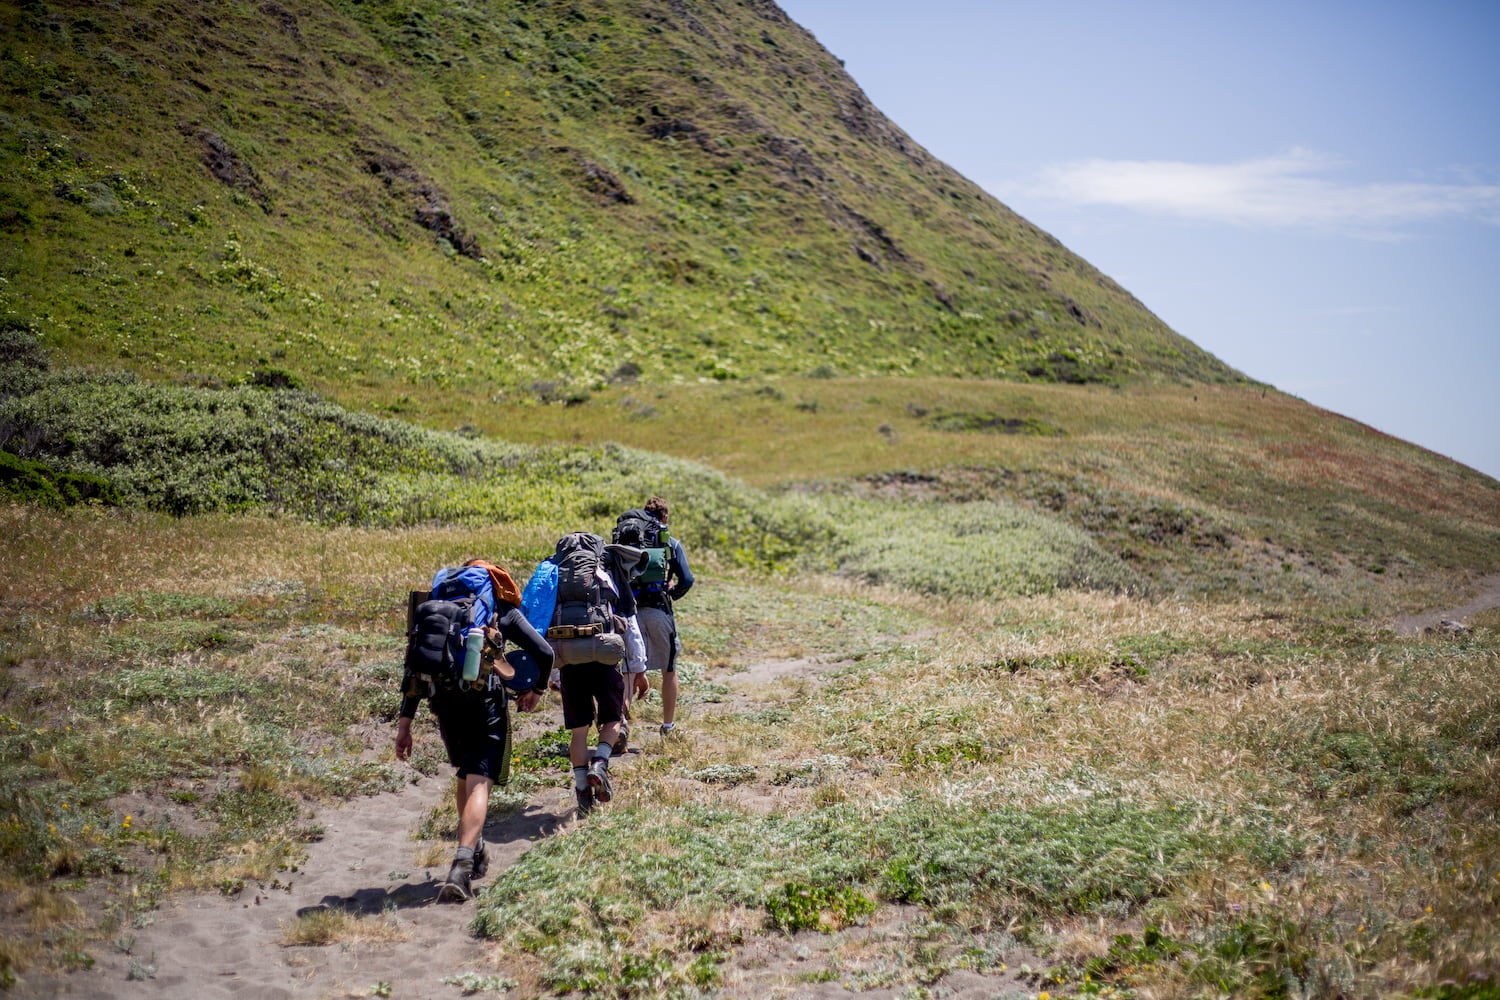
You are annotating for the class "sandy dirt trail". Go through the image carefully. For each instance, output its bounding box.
[19,763,576,999]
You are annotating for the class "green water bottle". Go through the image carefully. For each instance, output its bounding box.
[462,628,483,684]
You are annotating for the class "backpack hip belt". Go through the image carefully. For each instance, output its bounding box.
[547,622,607,640]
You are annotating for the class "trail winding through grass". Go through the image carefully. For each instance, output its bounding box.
[1395,571,1500,634]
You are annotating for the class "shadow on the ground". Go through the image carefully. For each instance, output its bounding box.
[298,800,565,917]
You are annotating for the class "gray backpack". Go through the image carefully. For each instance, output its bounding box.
[547,532,624,666]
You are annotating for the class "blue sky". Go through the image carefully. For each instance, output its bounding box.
[777,1,1500,481]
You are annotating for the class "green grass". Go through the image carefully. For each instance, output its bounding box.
[7,358,1199,602]
[829,495,1140,598]
[470,791,1267,995]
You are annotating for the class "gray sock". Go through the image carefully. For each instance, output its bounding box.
[455,845,475,862]
[573,766,590,790]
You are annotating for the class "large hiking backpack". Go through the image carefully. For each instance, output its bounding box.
[403,564,494,694]
[612,509,669,587]
[547,532,625,666]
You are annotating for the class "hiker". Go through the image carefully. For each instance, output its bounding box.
[543,532,648,816]
[613,496,694,738]
[394,560,552,903]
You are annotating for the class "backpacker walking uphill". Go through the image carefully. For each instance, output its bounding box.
[394,559,551,902]
[612,497,694,741]
[543,532,647,816]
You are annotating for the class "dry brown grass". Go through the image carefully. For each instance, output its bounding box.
[280,907,408,947]
[0,504,547,616]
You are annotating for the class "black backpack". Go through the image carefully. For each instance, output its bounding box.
[548,532,625,666]
[402,565,493,694]
[612,509,669,586]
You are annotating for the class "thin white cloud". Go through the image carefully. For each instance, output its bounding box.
[1028,149,1500,232]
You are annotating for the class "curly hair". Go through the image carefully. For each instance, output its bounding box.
[644,496,670,520]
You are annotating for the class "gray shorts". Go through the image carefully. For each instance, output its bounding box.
[637,605,678,673]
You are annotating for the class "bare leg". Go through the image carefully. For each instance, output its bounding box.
[569,726,592,768]
[661,671,678,726]
[454,774,492,849]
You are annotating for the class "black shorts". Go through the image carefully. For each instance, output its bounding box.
[429,687,509,782]
[560,661,625,731]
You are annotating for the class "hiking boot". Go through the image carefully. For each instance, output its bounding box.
[587,758,613,804]
[437,855,473,903]
[575,785,595,817]
[659,722,677,737]
[471,841,488,881]
[612,720,630,756]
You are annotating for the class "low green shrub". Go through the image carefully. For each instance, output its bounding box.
[0,369,839,570]
[765,881,876,932]
[923,411,1065,436]
[472,791,1274,991]
[0,449,121,508]
[830,497,1141,597]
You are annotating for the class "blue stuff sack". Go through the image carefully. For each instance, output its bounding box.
[520,559,559,637]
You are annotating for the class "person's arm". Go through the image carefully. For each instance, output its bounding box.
[667,537,694,601]
[395,687,420,760]
[492,605,553,695]
[621,614,647,674]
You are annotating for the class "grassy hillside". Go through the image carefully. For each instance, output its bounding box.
[6,0,1495,591]
[445,375,1500,589]
[1,0,1233,408]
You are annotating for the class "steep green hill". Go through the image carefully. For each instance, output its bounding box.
[1,0,1233,403]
